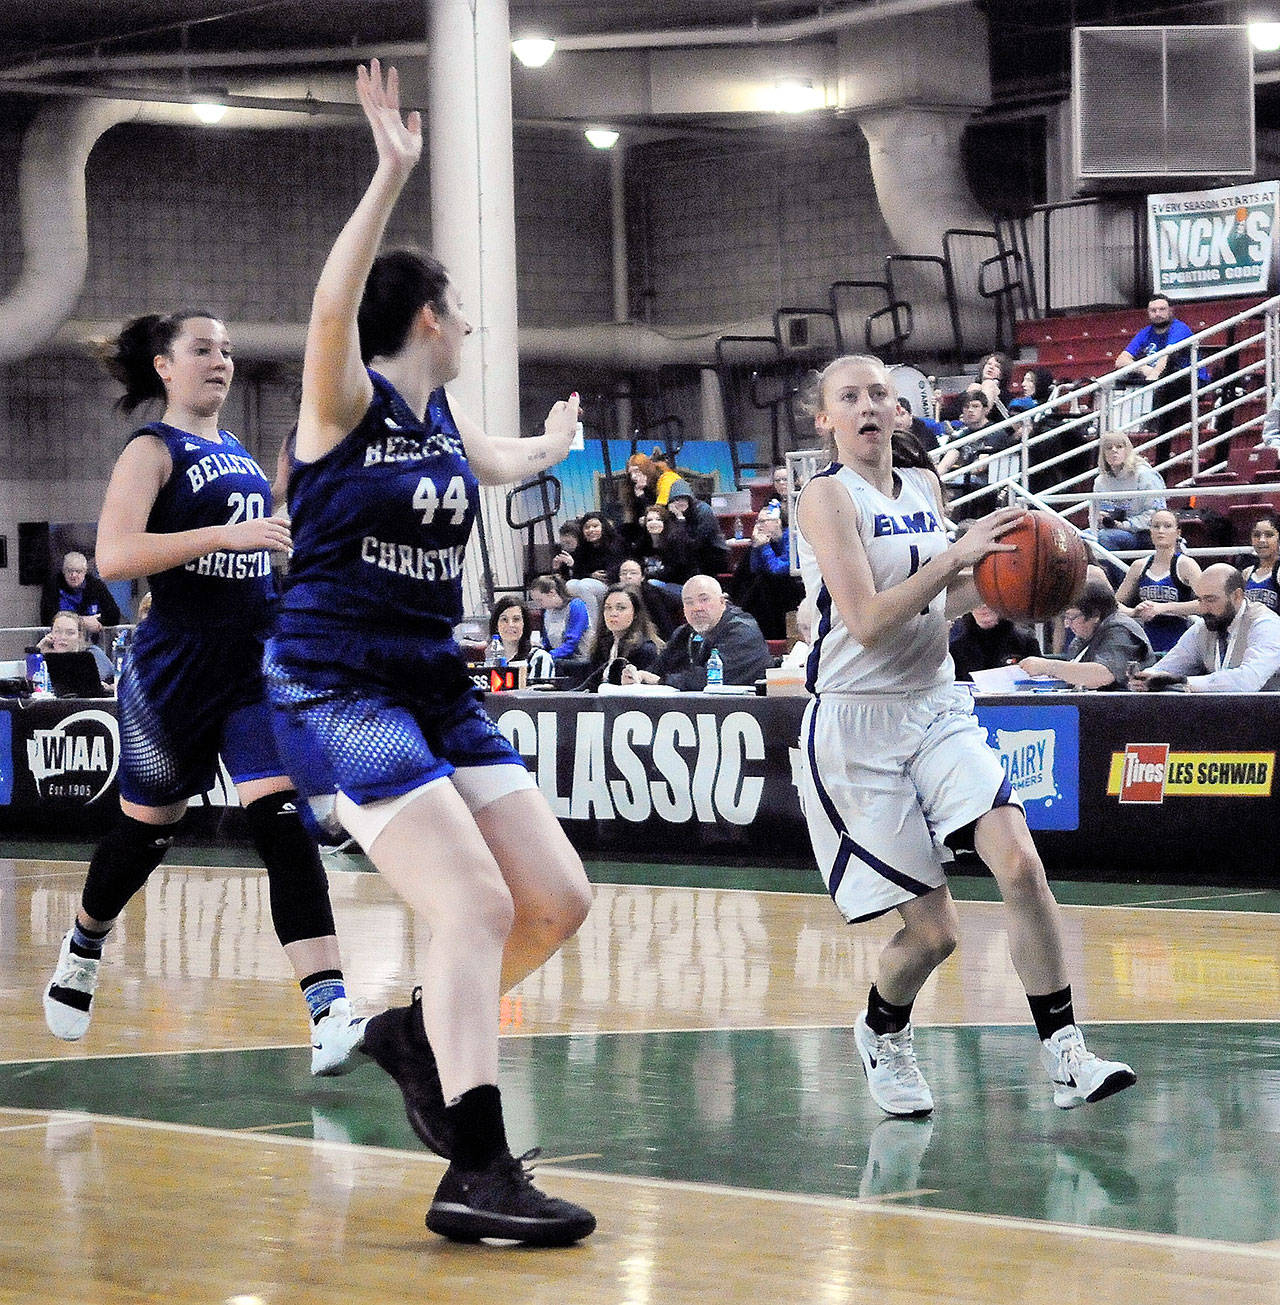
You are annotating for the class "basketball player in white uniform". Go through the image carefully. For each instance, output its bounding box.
[794,355,1135,1117]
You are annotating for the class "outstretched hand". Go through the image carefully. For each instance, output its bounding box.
[356,60,422,181]
[543,392,581,453]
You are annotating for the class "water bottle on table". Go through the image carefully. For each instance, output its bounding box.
[706,647,724,687]
[29,654,53,697]
[486,636,507,668]
[111,629,128,681]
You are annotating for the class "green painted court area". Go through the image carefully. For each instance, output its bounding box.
[7,1021,1280,1245]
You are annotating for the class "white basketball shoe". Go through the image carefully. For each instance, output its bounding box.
[310,997,368,1076]
[854,1012,935,1117]
[43,930,101,1041]
[1040,1024,1137,1109]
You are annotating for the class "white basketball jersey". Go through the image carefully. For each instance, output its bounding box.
[796,462,954,695]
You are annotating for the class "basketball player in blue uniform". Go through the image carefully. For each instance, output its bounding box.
[794,354,1135,1118]
[1242,511,1280,611]
[1115,508,1200,652]
[43,311,365,1078]
[264,62,594,1246]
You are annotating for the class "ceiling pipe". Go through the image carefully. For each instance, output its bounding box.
[2,0,978,83]
[49,317,783,369]
[0,95,348,365]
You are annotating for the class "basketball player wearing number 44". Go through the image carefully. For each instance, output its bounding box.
[793,354,1135,1118]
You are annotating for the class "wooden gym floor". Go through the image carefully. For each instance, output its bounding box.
[1,847,1278,1304]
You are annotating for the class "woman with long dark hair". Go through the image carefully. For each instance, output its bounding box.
[585,583,663,685]
[42,310,364,1078]
[263,62,594,1245]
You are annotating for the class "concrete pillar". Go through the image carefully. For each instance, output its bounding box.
[427,0,521,605]
[610,143,634,440]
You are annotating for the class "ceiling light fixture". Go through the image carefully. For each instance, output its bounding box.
[584,127,620,150]
[773,77,824,113]
[512,37,557,68]
[1251,21,1280,51]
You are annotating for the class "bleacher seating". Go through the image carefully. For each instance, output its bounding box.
[1014,297,1270,479]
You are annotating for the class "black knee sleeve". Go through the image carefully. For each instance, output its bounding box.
[246,791,337,946]
[81,815,178,922]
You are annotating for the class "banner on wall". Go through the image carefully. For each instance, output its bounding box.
[1148,181,1279,299]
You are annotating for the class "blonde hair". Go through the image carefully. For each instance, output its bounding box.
[1097,431,1144,477]
[802,354,893,460]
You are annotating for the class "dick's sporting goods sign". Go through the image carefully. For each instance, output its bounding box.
[1148,182,1278,299]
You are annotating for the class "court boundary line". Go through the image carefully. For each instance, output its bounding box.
[5,1015,1278,1068]
[2,1104,1277,1263]
[12,859,1280,915]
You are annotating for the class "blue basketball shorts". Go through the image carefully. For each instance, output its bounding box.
[117,619,283,806]
[263,635,525,816]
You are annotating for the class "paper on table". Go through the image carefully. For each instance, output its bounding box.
[969,665,1063,694]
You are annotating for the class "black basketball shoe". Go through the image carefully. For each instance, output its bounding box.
[360,987,452,1158]
[425,1149,597,1246]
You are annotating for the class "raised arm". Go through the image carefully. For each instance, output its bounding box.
[296,61,422,463]
[96,437,290,581]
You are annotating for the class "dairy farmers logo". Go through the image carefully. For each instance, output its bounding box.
[26,708,119,804]
[1109,744,1274,803]
[975,704,1079,830]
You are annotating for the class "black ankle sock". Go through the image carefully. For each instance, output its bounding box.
[1028,985,1075,1041]
[866,984,914,1036]
[69,920,111,959]
[445,1084,509,1172]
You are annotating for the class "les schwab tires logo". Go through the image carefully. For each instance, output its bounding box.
[26,708,120,804]
[1109,742,1275,804]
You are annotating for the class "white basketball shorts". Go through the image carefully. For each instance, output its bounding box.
[795,681,1019,923]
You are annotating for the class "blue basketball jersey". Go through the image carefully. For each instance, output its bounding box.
[135,422,275,631]
[1245,562,1280,611]
[279,370,477,639]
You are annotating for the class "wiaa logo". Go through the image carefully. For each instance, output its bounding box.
[25,708,119,804]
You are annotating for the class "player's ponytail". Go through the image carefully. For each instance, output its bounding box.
[103,310,219,414]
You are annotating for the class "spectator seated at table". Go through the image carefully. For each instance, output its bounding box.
[485,595,556,680]
[39,551,120,643]
[528,574,593,671]
[1114,508,1201,653]
[1088,430,1166,560]
[1018,580,1151,690]
[36,610,115,688]
[729,501,803,640]
[1130,564,1280,693]
[584,584,664,689]
[622,575,770,691]
[949,603,1041,681]
[778,595,816,671]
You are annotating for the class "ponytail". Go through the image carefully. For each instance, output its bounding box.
[102,310,220,414]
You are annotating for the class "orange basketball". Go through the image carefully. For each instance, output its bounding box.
[972,510,1088,621]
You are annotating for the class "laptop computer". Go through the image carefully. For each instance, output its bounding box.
[42,650,111,698]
